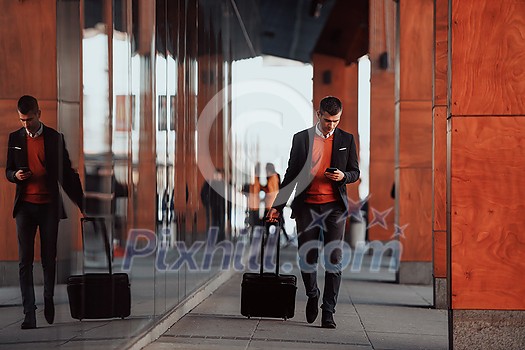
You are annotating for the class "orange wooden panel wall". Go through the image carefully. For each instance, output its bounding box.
[450,0,525,309]
[398,101,433,168]
[432,0,448,278]
[397,0,433,262]
[0,0,57,262]
[397,100,433,262]
[433,230,447,278]
[0,0,57,99]
[451,1,525,116]
[399,0,433,102]
[369,72,395,241]
[433,107,447,231]
[433,107,447,277]
[368,0,396,241]
[433,0,448,107]
[451,117,525,309]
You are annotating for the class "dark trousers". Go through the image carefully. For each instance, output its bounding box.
[295,201,345,314]
[15,201,59,314]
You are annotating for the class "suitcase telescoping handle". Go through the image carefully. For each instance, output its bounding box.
[260,218,284,276]
[81,217,113,275]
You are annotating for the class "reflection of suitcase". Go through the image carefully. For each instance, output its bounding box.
[67,217,131,320]
[241,221,297,320]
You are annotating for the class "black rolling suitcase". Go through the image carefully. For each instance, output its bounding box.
[67,217,131,320]
[241,220,297,320]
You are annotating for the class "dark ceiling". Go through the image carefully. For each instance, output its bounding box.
[257,0,369,65]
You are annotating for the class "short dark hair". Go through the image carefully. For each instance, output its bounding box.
[17,95,39,114]
[319,96,342,116]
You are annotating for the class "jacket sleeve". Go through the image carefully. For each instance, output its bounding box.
[5,133,19,183]
[340,134,360,185]
[59,134,84,211]
[272,133,302,212]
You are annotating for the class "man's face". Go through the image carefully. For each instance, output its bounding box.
[317,110,341,135]
[18,109,41,134]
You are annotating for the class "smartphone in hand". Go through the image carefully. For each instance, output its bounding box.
[325,167,338,173]
[16,167,32,181]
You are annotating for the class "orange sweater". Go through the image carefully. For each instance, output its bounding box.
[305,134,337,204]
[22,135,51,203]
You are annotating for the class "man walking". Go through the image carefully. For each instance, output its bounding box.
[267,96,359,328]
[6,95,84,329]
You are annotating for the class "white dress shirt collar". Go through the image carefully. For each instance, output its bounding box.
[26,123,43,138]
[315,123,335,139]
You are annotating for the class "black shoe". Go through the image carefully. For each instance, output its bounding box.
[305,291,319,323]
[21,311,36,329]
[321,311,336,329]
[44,297,55,324]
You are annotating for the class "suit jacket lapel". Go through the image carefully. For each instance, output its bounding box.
[330,128,342,166]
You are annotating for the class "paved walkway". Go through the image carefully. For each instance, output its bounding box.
[0,245,448,349]
[144,257,448,349]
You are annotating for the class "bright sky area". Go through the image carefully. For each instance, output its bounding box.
[231,55,370,199]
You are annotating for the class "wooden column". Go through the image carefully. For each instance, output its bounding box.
[312,54,359,201]
[448,0,525,348]
[433,0,448,309]
[134,0,156,231]
[0,0,58,285]
[396,0,434,284]
[368,0,396,241]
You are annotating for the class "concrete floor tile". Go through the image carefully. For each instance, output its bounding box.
[254,319,370,345]
[368,331,448,350]
[248,340,372,350]
[145,336,249,350]
[165,314,258,338]
[355,304,448,336]
[0,341,64,350]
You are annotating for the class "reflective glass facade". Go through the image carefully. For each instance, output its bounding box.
[0,0,258,345]
[79,0,257,329]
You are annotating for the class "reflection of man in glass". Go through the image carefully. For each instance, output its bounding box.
[261,163,280,217]
[267,96,360,329]
[6,95,84,329]
[261,163,291,244]
[247,163,262,230]
[200,169,226,242]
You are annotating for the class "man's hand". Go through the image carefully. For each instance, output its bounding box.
[324,168,344,182]
[266,208,280,223]
[15,169,32,181]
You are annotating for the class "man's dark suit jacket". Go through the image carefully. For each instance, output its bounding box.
[5,124,84,219]
[273,126,360,216]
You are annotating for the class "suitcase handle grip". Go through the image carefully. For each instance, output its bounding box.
[260,219,284,276]
[81,217,113,275]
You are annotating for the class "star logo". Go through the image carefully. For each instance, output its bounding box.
[367,207,393,230]
[391,223,409,239]
[304,208,331,232]
[337,196,369,223]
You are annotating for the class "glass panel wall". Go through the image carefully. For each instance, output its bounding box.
[76,0,259,344]
[0,0,260,346]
